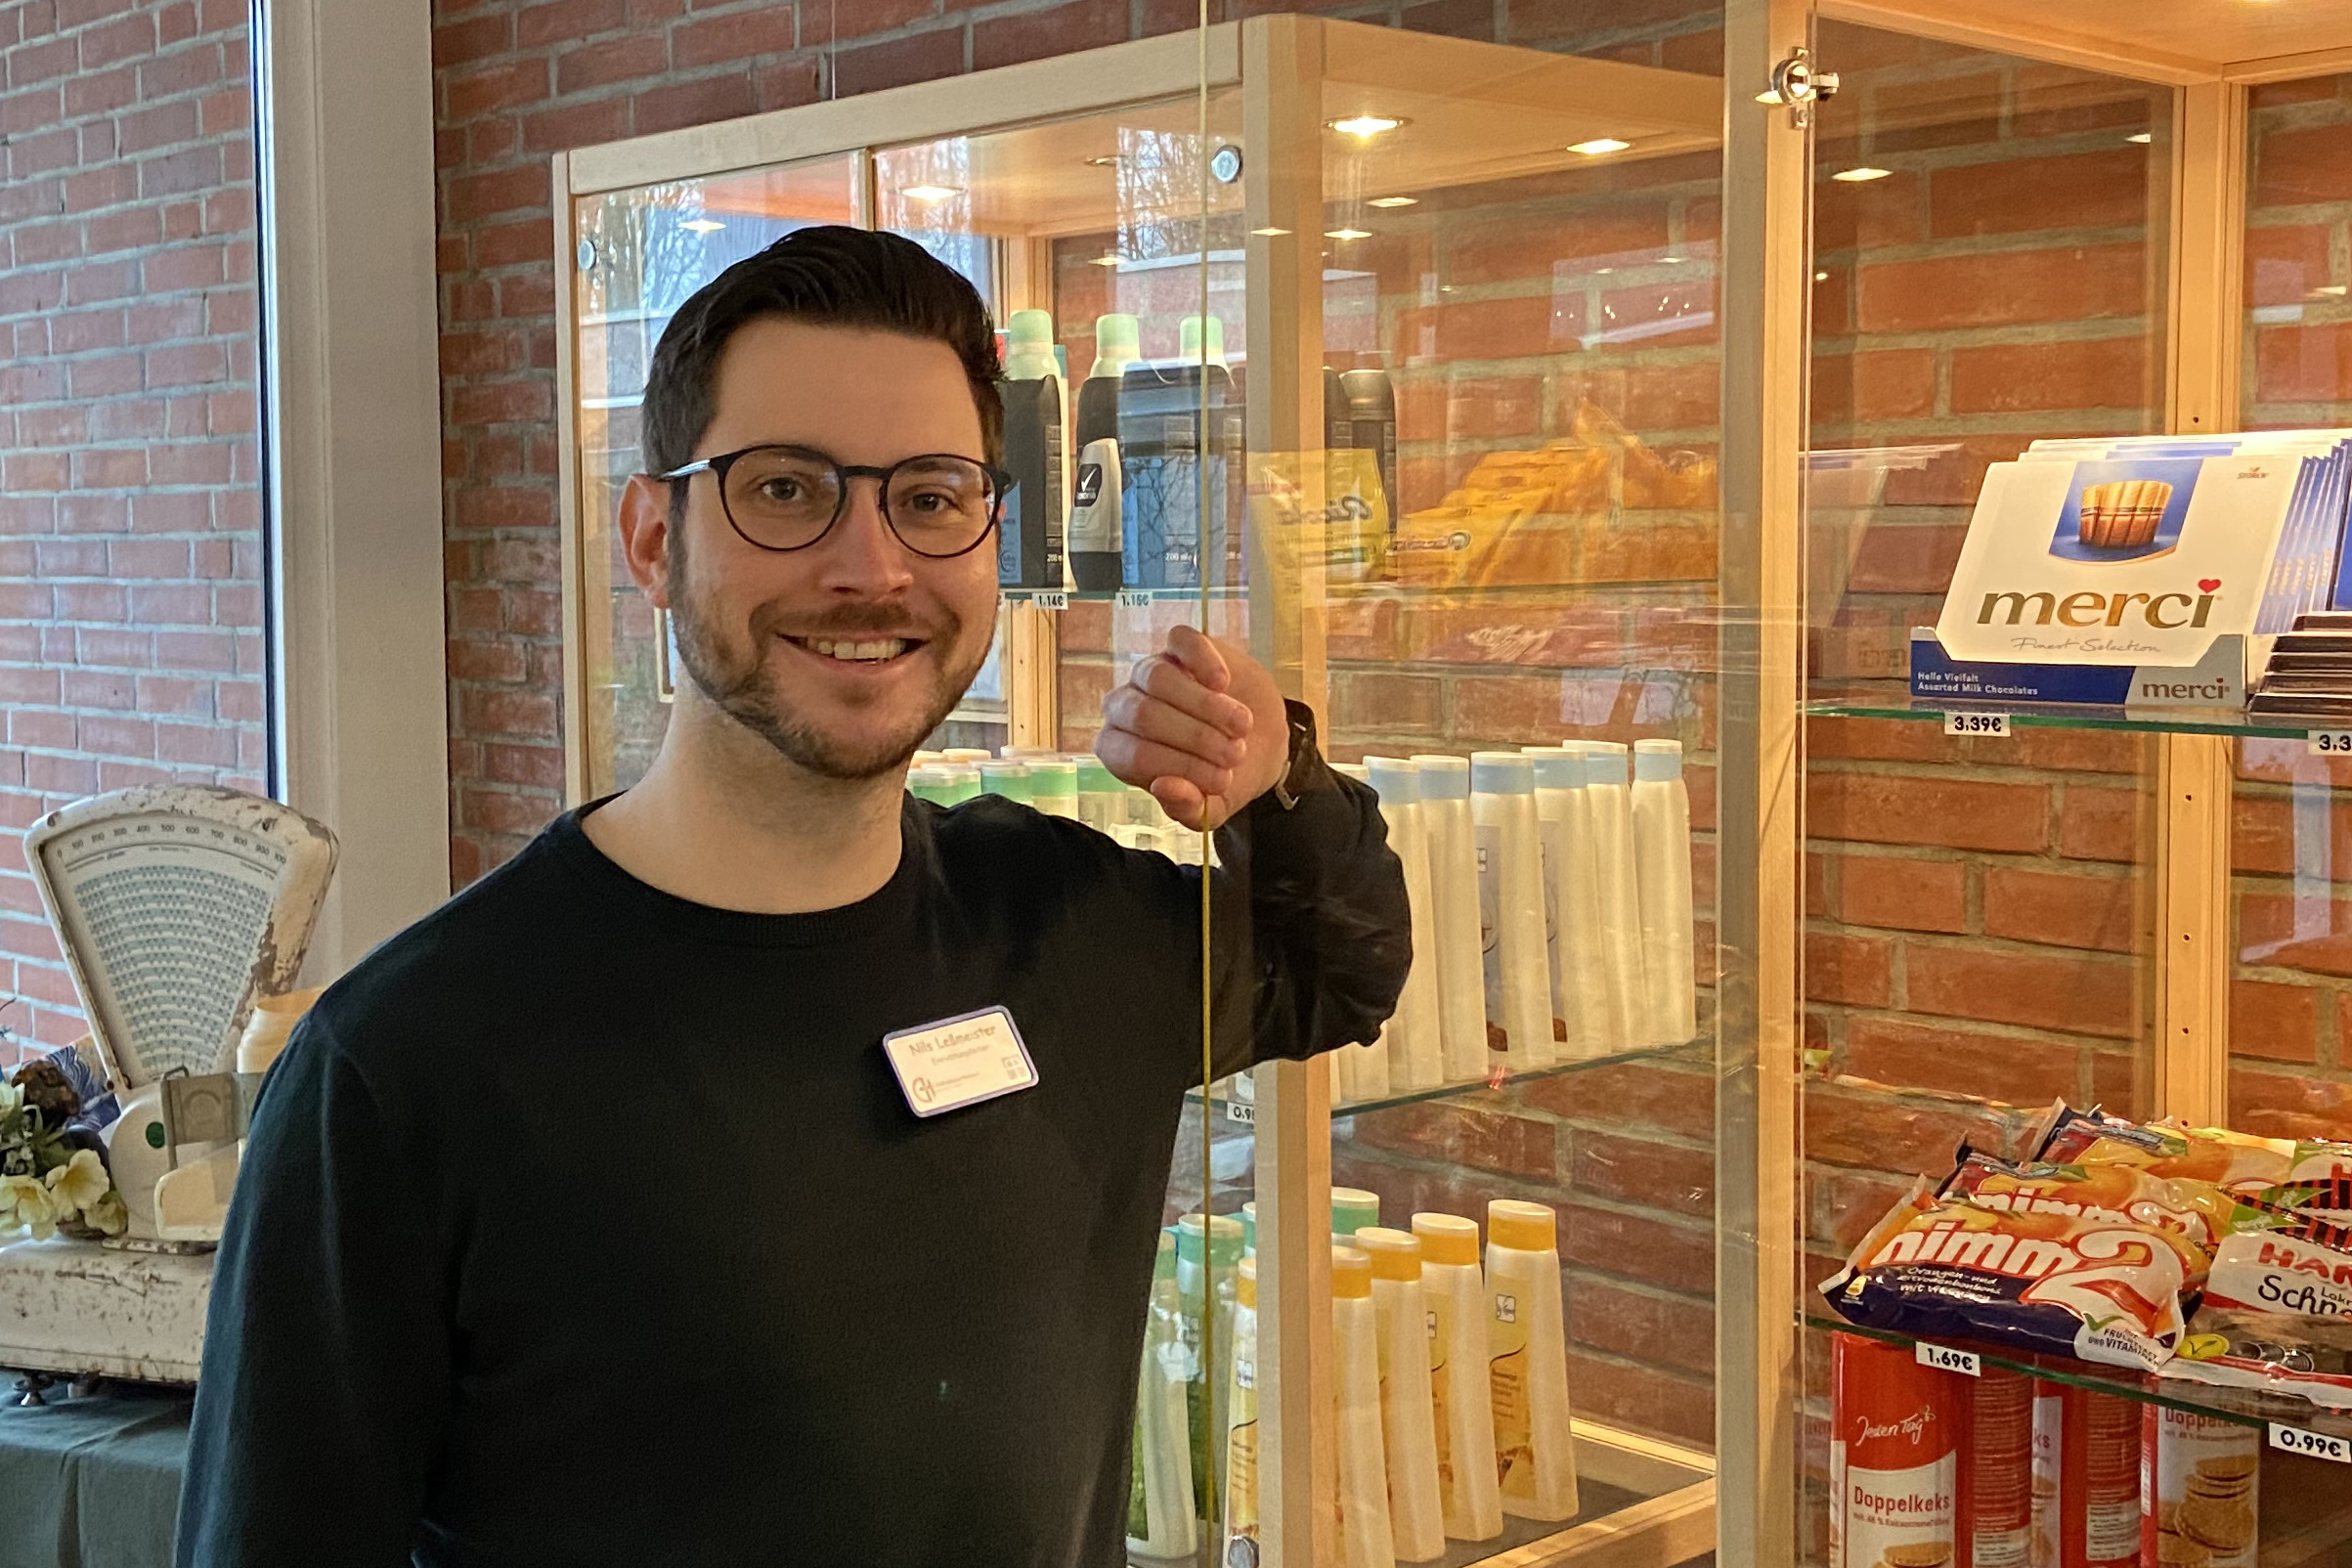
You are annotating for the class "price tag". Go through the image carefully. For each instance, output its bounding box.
[2270,1422,2352,1463]
[1114,589,1153,610]
[1031,590,1068,611]
[1224,1100,1255,1125]
[2310,730,2352,757]
[1942,712,2010,737]
[1915,1342,1980,1376]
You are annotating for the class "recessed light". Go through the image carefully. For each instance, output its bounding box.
[2126,132,2154,145]
[1814,270,1829,282]
[1660,255,1683,265]
[1595,266,1614,275]
[1325,228,1371,241]
[1368,196,1417,208]
[1832,166,1892,183]
[1090,252,1123,268]
[1250,226,1291,237]
[900,184,962,203]
[678,218,724,234]
[2314,284,2348,297]
[1568,137,1633,156]
[1084,154,1127,168]
[1328,114,1404,139]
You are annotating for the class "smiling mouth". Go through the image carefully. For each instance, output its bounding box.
[781,634,924,664]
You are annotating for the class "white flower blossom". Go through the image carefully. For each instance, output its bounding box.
[0,1173,57,1240]
[45,1149,109,1216]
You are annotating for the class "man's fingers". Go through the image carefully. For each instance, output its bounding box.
[1164,624,1232,695]
[1096,729,1237,801]
[1133,653,1253,739]
[1102,682,1245,767]
[1150,776,1223,834]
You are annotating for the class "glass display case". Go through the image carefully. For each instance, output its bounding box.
[552,5,2352,1565]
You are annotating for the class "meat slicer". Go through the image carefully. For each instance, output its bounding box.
[0,785,336,1390]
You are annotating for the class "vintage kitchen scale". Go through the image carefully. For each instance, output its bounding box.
[0,785,336,1389]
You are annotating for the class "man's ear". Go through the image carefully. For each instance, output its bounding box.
[616,473,675,610]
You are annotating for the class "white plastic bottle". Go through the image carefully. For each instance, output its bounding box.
[1582,741,1652,1048]
[1527,748,1607,1061]
[1332,1186,1381,1240]
[1357,1227,1448,1563]
[1177,1213,1244,1514]
[1333,1243,1398,1568]
[1412,1212,1503,1543]
[1365,757,1444,1091]
[1410,756,1490,1081]
[1221,1254,1261,1564]
[1631,739,1698,1046]
[1470,752,1555,1070]
[1129,1230,1198,1558]
[1028,757,1080,819]
[1486,1199,1580,1522]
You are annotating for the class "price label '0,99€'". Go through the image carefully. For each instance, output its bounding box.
[1942,712,2010,738]
[2270,1422,2352,1464]
[2310,730,2352,757]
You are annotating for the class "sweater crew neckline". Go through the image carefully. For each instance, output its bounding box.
[544,796,928,948]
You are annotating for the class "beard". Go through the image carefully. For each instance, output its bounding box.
[665,526,989,781]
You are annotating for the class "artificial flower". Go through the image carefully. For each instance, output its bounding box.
[0,1173,57,1240]
[0,1079,20,1118]
[80,1190,127,1238]
[45,1148,109,1215]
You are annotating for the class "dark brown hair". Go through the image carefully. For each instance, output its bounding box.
[640,225,1004,481]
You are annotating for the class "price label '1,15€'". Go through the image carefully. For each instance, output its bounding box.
[1943,712,2010,738]
[2310,730,2352,757]
[2270,1422,2352,1464]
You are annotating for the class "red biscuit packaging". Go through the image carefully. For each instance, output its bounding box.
[1821,1173,2207,1372]
[1831,1333,1959,1568]
[2045,1385,2142,1568]
[1956,1368,2034,1568]
[2140,1406,2260,1568]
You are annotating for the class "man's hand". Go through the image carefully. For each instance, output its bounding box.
[1097,625,1289,832]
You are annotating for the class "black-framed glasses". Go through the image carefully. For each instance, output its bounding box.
[656,444,1008,558]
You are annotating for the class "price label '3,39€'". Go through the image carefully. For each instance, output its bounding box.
[1942,712,2010,738]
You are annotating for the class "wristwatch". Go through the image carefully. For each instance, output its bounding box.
[1268,699,1321,811]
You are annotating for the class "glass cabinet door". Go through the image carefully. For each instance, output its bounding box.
[568,157,861,801]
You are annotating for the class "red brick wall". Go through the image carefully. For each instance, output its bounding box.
[0,0,263,1067]
[2233,74,2352,1140]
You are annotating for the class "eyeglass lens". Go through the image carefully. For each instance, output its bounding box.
[720,449,996,556]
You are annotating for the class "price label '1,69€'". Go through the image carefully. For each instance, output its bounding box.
[2310,730,2352,757]
[1942,711,2010,738]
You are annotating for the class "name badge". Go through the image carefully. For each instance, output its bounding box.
[882,1005,1039,1117]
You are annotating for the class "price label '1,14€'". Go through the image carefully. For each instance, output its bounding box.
[2310,730,2352,757]
[1943,712,2010,738]
[2270,1422,2352,1464]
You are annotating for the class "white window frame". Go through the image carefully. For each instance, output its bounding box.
[255,0,451,974]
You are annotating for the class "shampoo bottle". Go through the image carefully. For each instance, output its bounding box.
[1128,1230,1198,1558]
[1119,315,1240,589]
[1470,752,1556,1070]
[1411,755,1490,1082]
[1365,757,1445,1091]
[1340,362,1398,527]
[999,309,1065,588]
[1070,313,1139,591]
[1027,757,1079,820]
[1176,1213,1244,1514]
[1332,1186,1381,1240]
[1582,742,1652,1048]
[1529,748,1615,1060]
[1357,1227,1448,1563]
[1221,1254,1262,1563]
[1631,739,1697,1046]
[1412,1212,1503,1543]
[979,760,1032,806]
[1333,1243,1399,1568]
[1076,758,1125,834]
[1486,1199,1580,1522]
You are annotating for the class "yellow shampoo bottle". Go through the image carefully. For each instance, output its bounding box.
[1486,1199,1580,1521]
[1221,1255,1261,1563]
[1358,1227,1448,1562]
[1333,1244,1398,1568]
[1413,1212,1502,1542]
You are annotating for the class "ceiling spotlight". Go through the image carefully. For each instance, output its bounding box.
[1568,137,1633,156]
[678,218,724,234]
[1328,114,1404,139]
[1368,196,1418,208]
[1832,166,1892,183]
[1814,270,1830,282]
[900,184,963,203]
[2126,132,2154,145]
[2314,284,2348,297]
[1326,228,1372,241]
[1089,252,1123,268]
[1084,153,1127,168]
[1250,226,1291,237]
[1660,255,1683,265]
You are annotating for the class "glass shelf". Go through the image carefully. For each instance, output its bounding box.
[1127,1476,1655,1568]
[1190,1037,1710,1125]
[1000,586,1249,608]
[1804,1312,2352,1442]
[1804,688,2335,741]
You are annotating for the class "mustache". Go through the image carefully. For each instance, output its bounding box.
[752,603,952,641]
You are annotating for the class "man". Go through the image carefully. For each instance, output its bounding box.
[177,226,1409,1565]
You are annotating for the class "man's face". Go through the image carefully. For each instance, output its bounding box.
[656,319,999,780]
